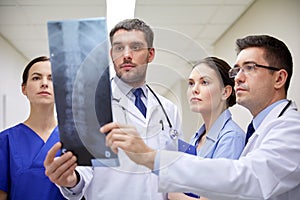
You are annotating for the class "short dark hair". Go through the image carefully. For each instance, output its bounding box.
[236,35,293,94]
[109,18,154,48]
[22,56,50,86]
[193,57,236,107]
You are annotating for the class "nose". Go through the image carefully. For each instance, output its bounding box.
[191,83,200,95]
[123,46,132,60]
[41,77,49,88]
[234,69,245,84]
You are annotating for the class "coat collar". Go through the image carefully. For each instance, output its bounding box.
[241,100,297,155]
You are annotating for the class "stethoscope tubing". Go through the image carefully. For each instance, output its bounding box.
[146,84,173,129]
[111,80,178,139]
[277,100,292,118]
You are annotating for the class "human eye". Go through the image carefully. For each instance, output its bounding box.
[203,80,208,85]
[244,64,255,72]
[188,80,194,87]
[32,76,40,81]
[131,43,143,51]
[113,45,124,52]
[48,75,52,81]
[200,79,209,85]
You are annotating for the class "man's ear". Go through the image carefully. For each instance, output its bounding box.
[110,48,113,60]
[222,85,232,101]
[147,48,155,63]
[274,69,288,90]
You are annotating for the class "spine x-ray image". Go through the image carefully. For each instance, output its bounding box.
[48,17,119,167]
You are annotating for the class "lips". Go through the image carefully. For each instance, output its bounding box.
[235,87,249,97]
[235,87,247,93]
[190,97,202,102]
[38,91,51,95]
[235,82,248,92]
[121,63,135,68]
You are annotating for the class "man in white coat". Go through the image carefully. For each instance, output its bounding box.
[44,18,181,199]
[103,35,300,200]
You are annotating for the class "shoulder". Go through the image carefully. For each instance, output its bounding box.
[0,123,23,137]
[226,118,244,132]
[260,101,300,130]
[0,124,23,147]
[220,118,245,139]
[217,110,245,137]
[279,101,300,119]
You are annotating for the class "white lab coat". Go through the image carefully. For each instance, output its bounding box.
[158,101,300,200]
[60,78,182,200]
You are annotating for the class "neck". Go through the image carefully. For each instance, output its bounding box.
[24,103,57,133]
[116,75,146,89]
[202,107,225,132]
[250,96,286,117]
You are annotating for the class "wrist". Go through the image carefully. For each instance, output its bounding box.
[67,170,80,189]
[142,149,156,170]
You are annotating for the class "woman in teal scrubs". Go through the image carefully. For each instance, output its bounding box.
[0,56,66,200]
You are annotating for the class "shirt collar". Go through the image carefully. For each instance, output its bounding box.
[113,76,148,99]
[113,76,132,96]
[253,99,288,130]
[193,109,231,145]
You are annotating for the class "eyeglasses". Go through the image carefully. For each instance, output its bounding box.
[228,63,280,78]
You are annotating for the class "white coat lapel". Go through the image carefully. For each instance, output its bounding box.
[241,101,291,155]
[119,94,146,121]
[146,90,160,121]
[111,81,146,123]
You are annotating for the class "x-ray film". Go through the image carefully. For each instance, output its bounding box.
[47,17,119,167]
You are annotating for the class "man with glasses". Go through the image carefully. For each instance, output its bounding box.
[102,35,300,200]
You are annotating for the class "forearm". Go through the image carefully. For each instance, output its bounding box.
[0,190,7,200]
[134,149,156,170]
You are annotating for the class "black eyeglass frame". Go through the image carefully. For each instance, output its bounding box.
[228,63,280,78]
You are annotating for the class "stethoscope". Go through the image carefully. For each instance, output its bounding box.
[277,100,292,117]
[146,84,179,140]
[111,81,179,140]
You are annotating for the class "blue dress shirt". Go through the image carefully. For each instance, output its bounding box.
[190,109,245,159]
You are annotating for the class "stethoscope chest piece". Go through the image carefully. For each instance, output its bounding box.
[169,129,179,140]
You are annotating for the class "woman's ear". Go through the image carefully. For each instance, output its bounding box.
[21,84,27,96]
[222,85,232,101]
